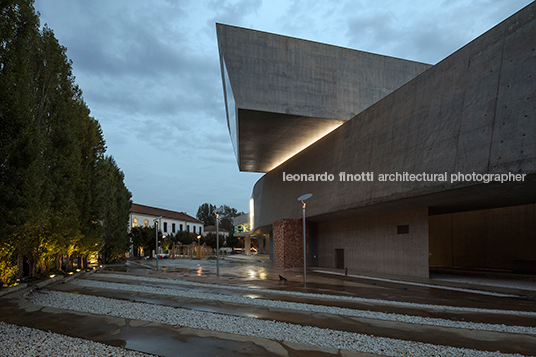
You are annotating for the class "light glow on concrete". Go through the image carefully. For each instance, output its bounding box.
[267,121,343,171]
[217,24,431,173]
[249,197,254,230]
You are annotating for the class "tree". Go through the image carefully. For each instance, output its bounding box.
[0,0,51,279]
[196,203,216,226]
[175,231,198,245]
[161,234,174,251]
[0,0,132,282]
[203,232,225,249]
[225,235,240,249]
[218,205,241,233]
[196,203,243,237]
[130,226,151,254]
[100,156,132,263]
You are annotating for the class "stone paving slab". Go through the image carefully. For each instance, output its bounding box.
[3,259,536,356]
[0,290,376,357]
[43,279,536,355]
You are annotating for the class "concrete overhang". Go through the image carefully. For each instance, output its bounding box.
[217,23,432,173]
[238,109,344,172]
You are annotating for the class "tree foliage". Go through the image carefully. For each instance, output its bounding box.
[196,203,243,236]
[196,203,216,226]
[202,232,226,249]
[0,0,131,283]
[217,205,241,233]
[174,231,199,246]
[100,156,132,263]
[129,226,161,256]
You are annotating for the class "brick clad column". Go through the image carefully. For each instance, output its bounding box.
[272,218,308,270]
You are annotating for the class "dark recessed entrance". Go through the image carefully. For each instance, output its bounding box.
[335,249,344,269]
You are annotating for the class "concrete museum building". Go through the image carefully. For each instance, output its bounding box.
[216,2,536,278]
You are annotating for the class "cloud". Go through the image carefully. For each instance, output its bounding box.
[206,0,263,28]
[344,0,533,64]
[33,0,532,216]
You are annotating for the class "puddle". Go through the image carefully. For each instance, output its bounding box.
[124,323,277,357]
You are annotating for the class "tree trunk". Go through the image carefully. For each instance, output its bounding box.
[29,259,36,278]
[16,253,24,279]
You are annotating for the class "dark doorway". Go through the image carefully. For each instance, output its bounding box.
[335,249,344,269]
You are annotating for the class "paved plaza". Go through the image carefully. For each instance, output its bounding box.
[1,256,536,356]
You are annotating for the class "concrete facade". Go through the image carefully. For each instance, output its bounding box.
[250,2,536,228]
[218,3,536,278]
[217,24,431,172]
[314,208,429,277]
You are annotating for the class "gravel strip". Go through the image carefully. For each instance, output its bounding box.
[28,290,529,357]
[93,273,536,317]
[0,321,155,357]
[73,279,536,335]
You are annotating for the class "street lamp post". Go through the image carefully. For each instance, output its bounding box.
[153,216,162,271]
[297,194,312,287]
[215,211,220,278]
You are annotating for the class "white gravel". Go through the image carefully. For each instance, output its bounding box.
[94,273,536,317]
[28,290,530,357]
[73,278,536,335]
[0,321,156,357]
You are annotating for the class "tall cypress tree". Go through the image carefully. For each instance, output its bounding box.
[0,1,132,282]
[0,0,46,280]
[100,156,132,263]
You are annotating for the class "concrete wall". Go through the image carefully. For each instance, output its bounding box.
[217,24,432,172]
[430,204,536,273]
[316,208,429,278]
[251,2,536,228]
[217,24,431,120]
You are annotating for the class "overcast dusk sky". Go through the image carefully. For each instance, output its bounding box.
[34,0,533,216]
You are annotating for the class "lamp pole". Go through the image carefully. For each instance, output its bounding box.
[297,194,312,287]
[215,211,220,278]
[153,216,162,271]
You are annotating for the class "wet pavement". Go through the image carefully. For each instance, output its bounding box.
[2,256,536,356]
[45,279,536,354]
[129,257,536,313]
[0,294,360,357]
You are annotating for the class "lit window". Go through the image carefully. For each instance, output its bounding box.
[133,218,138,228]
[144,219,149,227]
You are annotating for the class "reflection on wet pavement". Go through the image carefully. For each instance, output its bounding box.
[101,257,536,314]
[4,255,536,357]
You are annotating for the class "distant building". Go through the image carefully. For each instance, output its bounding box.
[202,225,230,238]
[232,212,268,255]
[233,213,251,235]
[129,203,203,236]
